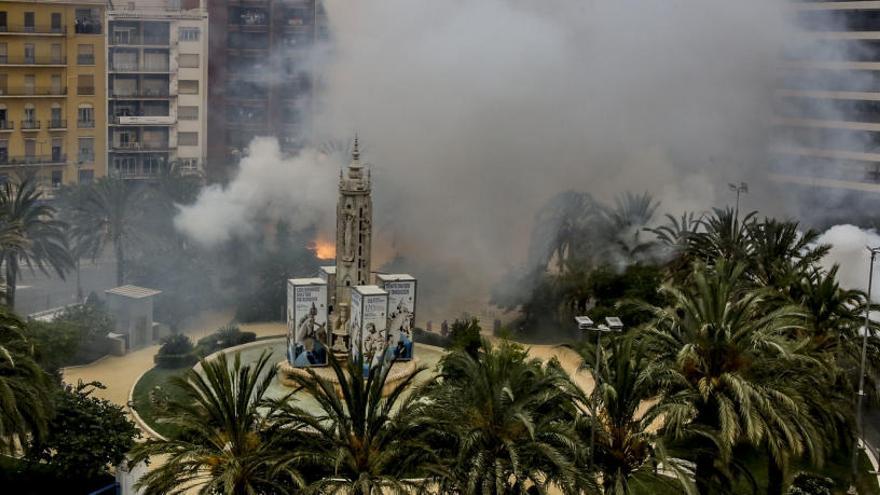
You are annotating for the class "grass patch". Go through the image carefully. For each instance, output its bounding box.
[131,365,191,439]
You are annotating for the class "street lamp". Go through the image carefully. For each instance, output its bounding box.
[853,246,880,476]
[575,315,624,468]
[728,182,748,226]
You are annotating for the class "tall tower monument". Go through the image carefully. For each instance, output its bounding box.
[335,137,373,312]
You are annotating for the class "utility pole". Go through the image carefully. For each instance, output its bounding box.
[853,247,880,476]
[728,182,748,227]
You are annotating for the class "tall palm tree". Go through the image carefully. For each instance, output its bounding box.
[575,336,695,495]
[641,261,817,495]
[426,340,588,493]
[129,351,303,495]
[271,350,438,494]
[0,308,53,453]
[745,219,829,291]
[0,175,73,308]
[70,178,145,286]
[685,208,755,270]
[599,191,661,266]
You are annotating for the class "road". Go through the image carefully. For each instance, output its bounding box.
[13,256,117,316]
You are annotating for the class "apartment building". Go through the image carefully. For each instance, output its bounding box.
[0,0,106,190]
[206,0,325,180]
[107,0,208,179]
[774,1,880,192]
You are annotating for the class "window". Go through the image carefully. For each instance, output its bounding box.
[23,12,34,32]
[0,74,6,95]
[77,44,94,65]
[0,140,7,163]
[51,43,61,64]
[23,104,35,123]
[50,104,61,127]
[51,13,61,33]
[178,132,198,146]
[0,43,6,64]
[77,75,94,95]
[50,74,61,94]
[77,104,94,127]
[51,137,62,162]
[51,170,62,188]
[0,12,6,31]
[178,80,198,94]
[75,8,101,34]
[24,75,34,95]
[78,169,94,184]
[24,43,34,64]
[178,106,198,120]
[78,138,94,163]
[24,139,35,157]
[178,54,199,68]
[179,27,199,41]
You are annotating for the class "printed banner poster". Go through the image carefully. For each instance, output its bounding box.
[385,280,416,361]
[360,294,389,368]
[349,289,363,362]
[289,281,328,367]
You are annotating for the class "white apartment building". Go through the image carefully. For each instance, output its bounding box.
[106,0,207,179]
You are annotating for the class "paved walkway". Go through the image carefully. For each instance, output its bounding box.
[61,311,286,406]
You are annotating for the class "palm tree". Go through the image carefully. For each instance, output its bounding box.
[0,175,73,308]
[575,336,695,495]
[0,308,53,453]
[745,219,829,291]
[129,351,304,495]
[599,191,661,266]
[685,207,755,269]
[641,261,818,495]
[270,350,437,494]
[69,178,145,286]
[527,190,604,273]
[426,340,588,493]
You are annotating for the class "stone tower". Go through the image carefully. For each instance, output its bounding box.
[335,137,373,311]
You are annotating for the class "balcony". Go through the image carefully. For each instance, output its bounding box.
[77,120,95,128]
[47,119,67,130]
[110,36,170,47]
[20,120,41,131]
[0,87,67,97]
[0,155,67,167]
[0,121,12,131]
[74,19,102,35]
[0,24,67,36]
[110,62,170,73]
[77,54,95,65]
[109,89,170,99]
[0,55,67,66]
[110,142,171,152]
[112,115,174,125]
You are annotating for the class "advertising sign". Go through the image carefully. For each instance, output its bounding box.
[349,285,389,368]
[377,274,416,361]
[287,278,328,367]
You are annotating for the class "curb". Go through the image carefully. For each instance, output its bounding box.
[127,366,167,441]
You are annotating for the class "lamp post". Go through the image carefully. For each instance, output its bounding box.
[853,246,880,476]
[728,182,748,227]
[575,315,624,468]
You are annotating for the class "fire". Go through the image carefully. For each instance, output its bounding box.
[311,238,336,260]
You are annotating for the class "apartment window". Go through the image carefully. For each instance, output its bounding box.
[23,104,35,123]
[24,139,35,157]
[178,80,198,94]
[51,137,62,162]
[23,12,34,32]
[0,43,6,64]
[50,104,61,127]
[178,132,198,146]
[51,13,61,33]
[77,104,94,128]
[178,106,198,120]
[51,170,62,188]
[77,44,94,65]
[0,74,5,95]
[51,74,61,95]
[75,8,101,35]
[0,140,7,163]
[77,75,94,95]
[0,12,6,32]
[179,27,199,41]
[78,138,94,163]
[78,169,94,184]
[51,43,62,64]
[178,54,199,68]
[24,75,35,95]
[24,43,34,64]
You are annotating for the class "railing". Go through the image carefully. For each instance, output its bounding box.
[48,119,67,129]
[77,120,95,128]
[77,54,95,65]
[74,19,102,35]
[110,35,171,46]
[20,120,41,130]
[0,87,67,96]
[0,24,67,35]
[111,142,170,151]
[77,87,95,95]
[110,63,170,72]
[0,55,67,65]
[110,89,170,98]
[0,121,12,131]
[0,154,67,166]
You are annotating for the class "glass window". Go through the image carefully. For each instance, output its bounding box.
[178,80,198,94]
[23,12,34,31]
[24,43,34,63]
[78,169,94,184]
[78,138,94,163]
[0,43,6,64]
[24,139,35,157]
[77,44,94,65]
[51,170,62,187]
[77,105,94,127]
[178,54,199,68]
[77,75,94,95]
[179,27,199,41]
[51,13,61,33]
[178,132,198,146]
[0,140,7,164]
[51,43,61,64]
[0,12,7,31]
[178,106,198,120]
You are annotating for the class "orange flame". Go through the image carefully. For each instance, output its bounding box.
[310,238,336,260]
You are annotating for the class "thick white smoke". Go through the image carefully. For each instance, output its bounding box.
[175,138,337,246]
[817,224,880,294]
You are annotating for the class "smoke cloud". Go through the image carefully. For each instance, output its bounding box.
[817,224,880,294]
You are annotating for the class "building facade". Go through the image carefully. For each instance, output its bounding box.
[774,2,880,192]
[0,0,106,190]
[206,0,325,180]
[106,0,208,179]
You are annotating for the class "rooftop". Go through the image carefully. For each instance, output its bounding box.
[376,273,415,282]
[353,285,387,296]
[289,277,325,286]
[105,285,162,299]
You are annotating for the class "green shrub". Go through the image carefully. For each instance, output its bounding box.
[194,323,257,357]
[413,327,451,348]
[450,317,483,357]
[787,472,834,495]
[154,334,197,369]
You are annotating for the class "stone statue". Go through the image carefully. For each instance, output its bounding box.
[342,211,355,261]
